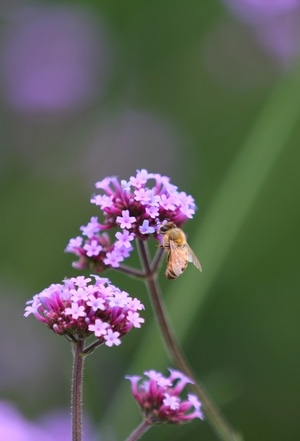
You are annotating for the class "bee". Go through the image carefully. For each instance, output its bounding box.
[158,221,202,279]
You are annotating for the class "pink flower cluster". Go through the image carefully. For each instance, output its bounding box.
[126,369,204,424]
[24,275,144,347]
[65,169,196,271]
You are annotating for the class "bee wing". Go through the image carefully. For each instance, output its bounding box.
[166,240,189,279]
[186,243,202,272]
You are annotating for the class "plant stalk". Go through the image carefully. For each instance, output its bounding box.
[136,239,243,441]
[125,419,151,441]
[71,339,85,441]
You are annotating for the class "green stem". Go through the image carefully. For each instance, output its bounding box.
[71,339,85,441]
[125,419,152,441]
[136,239,243,441]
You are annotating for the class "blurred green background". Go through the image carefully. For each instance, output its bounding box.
[1,1,300,440]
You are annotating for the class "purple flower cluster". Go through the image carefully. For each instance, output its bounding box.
[126,369,204,425]
[24,275,144,347]
[65,169,197,271]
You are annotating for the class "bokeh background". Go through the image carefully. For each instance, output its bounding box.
[1,1,300,440]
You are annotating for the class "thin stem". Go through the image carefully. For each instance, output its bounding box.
[117,264,146,279]
[150,246,165,274]
[136,239,243,441]
[136,240,183,363]
[81,339,103,355]
[125,419,152,441]
[117,243,164,280]
[71,339,85,441]
[136,238,152,270]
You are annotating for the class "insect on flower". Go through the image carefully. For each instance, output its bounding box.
[159,222,202,279]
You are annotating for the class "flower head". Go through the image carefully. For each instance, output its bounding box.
[126,368,204,425]
[24,275,144,347]
[66,169,197,271]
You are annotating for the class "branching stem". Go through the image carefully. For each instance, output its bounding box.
[136,239,243,441]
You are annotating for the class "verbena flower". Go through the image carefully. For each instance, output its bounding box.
[24,275,144,347]
[126,368,204,424]
[65,169,197,271]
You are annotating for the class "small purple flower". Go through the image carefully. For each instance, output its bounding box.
[115,230,135,248]
[65,229,112,272]
[65,302,86,319]
[139,219,156,235]
[103,329,121,347]
[24,275,145,347]
[126,368,204,425]
[83,240,102,257]
[88,318,109,337]
[126,311,145,328]
[116,210,137,229]
[80,217,101,238]
[65,236,83,253]
[66,169,197,271]
[103,249,125,268]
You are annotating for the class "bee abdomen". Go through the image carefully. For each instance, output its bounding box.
[165,269,177,279]
[165,262,188,279]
